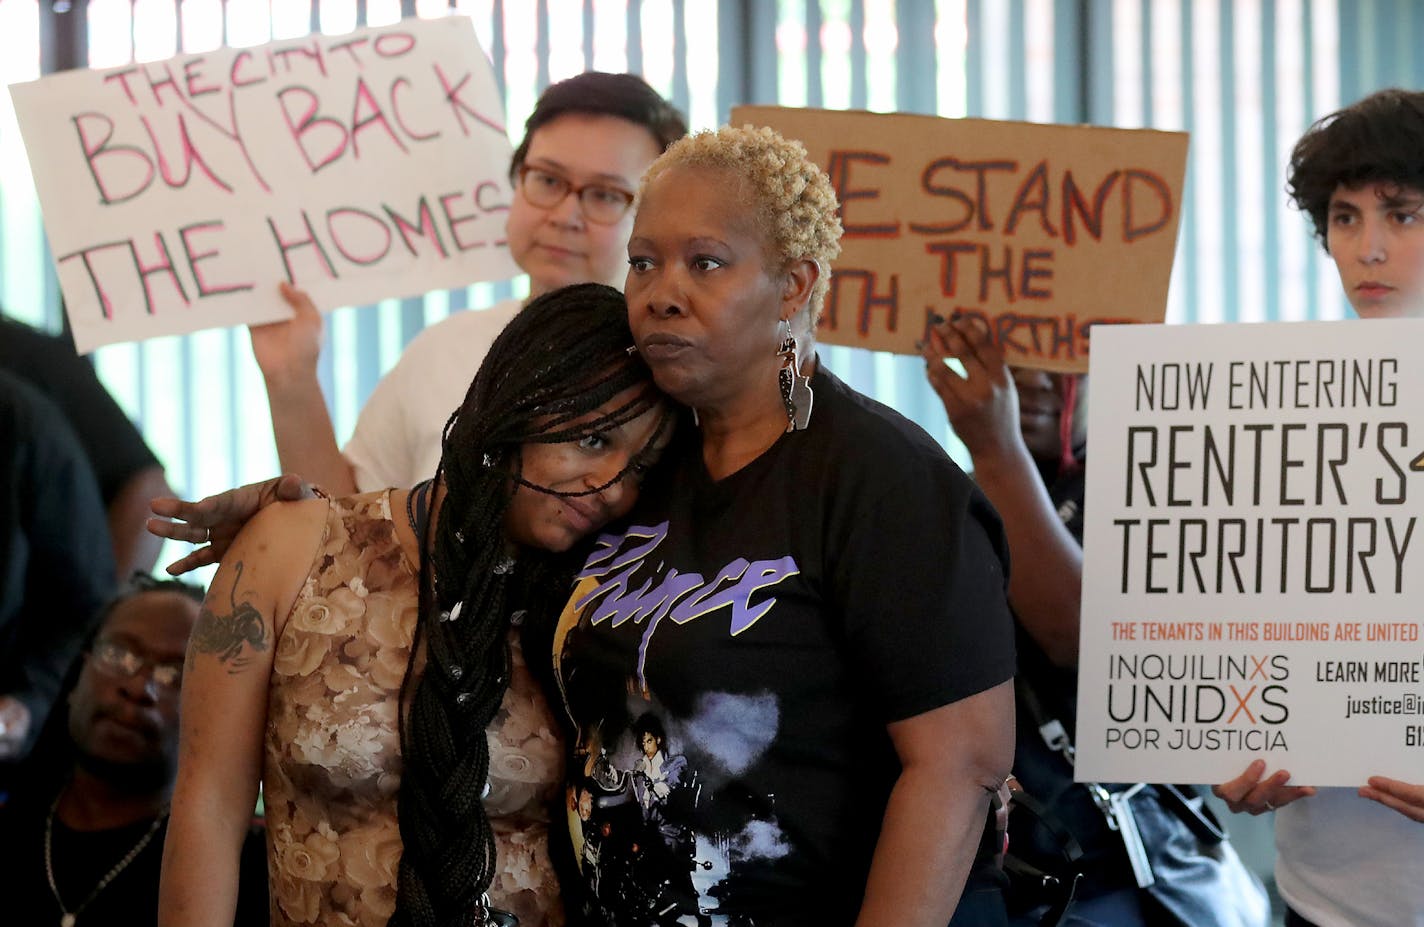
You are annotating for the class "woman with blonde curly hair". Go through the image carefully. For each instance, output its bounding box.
[550,125,1017,926]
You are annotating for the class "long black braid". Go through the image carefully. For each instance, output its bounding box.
[390,283,671,927]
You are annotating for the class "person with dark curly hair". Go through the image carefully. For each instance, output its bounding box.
[158,283,673,927]
[1212,88,1424,927]
[1283,88,1424,302]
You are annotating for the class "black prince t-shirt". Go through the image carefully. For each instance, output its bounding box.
[551,367,1016,927]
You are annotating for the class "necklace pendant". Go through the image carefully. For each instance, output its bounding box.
[61,914,76,927]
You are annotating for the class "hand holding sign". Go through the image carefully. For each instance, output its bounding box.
[1212,758,1316,815]
[921,314,1022,460]
[1360,776,1424,823]
[253,279,327,387]
[249,283,324,390]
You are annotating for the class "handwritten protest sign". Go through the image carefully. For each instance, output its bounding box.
[729,106,1188,373]
[9,17,519,352]
[1075,319,1424,786]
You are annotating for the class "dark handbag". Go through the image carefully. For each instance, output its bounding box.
[1009,677,1269,927]
[1121,783,1269,927]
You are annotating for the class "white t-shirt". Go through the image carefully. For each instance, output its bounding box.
[1275,786,1424,927]
[344,299,522,491]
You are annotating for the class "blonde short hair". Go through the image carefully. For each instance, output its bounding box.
[640,125,843,323]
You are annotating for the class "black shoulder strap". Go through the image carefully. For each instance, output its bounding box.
[1015,670,1077,768]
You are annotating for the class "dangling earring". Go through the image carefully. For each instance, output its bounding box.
[776,318,813,432]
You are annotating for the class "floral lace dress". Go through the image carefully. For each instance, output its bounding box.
[263,491,566,927]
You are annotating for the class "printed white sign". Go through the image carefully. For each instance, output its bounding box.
[1076,318,1424,786]
[9,16,520,352]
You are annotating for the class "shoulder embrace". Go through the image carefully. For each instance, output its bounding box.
[245,494,328,532]
[230,496,329,565]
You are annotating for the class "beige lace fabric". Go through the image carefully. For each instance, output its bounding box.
[263,491,566,926]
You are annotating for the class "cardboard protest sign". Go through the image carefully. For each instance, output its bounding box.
[9,17,519,352]
[729,106,1189,373]
[1075,319,1424,786]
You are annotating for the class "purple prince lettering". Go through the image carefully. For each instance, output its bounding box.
[575,523,801,688]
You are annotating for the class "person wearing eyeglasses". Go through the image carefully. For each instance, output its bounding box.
[0,575,268,927]
[249,72,687,497]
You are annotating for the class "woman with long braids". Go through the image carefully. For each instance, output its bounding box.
[158,283,673,927]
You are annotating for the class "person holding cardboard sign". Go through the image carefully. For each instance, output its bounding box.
[249,72,686,498]
[1211,89,1424,927]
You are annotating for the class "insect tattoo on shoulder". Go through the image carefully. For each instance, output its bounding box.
[189,561,269,674]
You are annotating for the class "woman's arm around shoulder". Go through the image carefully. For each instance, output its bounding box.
[923,318,1085,668]
[159,498,328,927]
[250,284,360,495]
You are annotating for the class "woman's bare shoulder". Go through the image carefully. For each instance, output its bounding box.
[221,497,332,633]
[238,495,331,544]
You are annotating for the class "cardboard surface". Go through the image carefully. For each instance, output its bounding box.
[10,17,520,352]
[731,106,1189,372]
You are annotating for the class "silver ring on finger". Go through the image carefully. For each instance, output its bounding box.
[1263,800,1276,812]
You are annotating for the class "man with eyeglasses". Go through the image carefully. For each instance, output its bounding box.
[0,575,268,926]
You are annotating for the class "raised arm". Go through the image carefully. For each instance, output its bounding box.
[249,283,358,495]
[923,317,1085,667]
[159,500,324,927]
